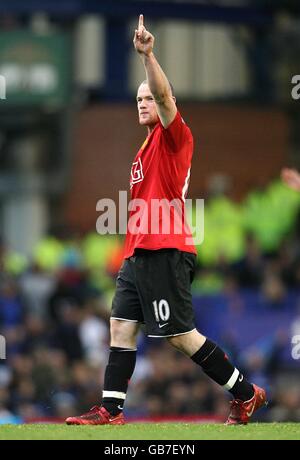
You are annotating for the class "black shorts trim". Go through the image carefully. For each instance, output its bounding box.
[110,317,140,323]
[148,327,196,338]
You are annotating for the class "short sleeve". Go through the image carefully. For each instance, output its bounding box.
[159,110,192,154]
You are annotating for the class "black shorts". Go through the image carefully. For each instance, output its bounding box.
[111,249,196,337]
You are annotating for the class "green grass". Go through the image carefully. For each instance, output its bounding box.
[0,423,299,440]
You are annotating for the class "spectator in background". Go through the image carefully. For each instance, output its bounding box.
[232,233,264,288]
[0,278,25,356]
[267,385,300,422]
[52,303,84,362]
[19,262,55,320]
[79,299,109,367]
[261,260,287,308]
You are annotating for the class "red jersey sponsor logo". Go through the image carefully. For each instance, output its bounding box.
[130,158,144,188]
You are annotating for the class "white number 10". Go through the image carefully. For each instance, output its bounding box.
[152,299,170,322]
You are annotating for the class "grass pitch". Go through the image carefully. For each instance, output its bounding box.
[0,423,299,440]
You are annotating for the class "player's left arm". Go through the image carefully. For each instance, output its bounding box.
[133,14,177,128]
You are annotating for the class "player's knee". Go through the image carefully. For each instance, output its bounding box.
[110,320,130,343]
[167,335,186,352]
[110,319,138,348]
[167,330,206,356]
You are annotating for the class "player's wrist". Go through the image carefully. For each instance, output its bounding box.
[139,50,154,60]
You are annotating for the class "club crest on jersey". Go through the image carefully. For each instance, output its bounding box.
[130,158,144,188]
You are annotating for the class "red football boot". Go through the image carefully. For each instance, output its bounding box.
[225,384,268,425]
[65,406,125,426]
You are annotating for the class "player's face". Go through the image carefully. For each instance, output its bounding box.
[136,83,159,127]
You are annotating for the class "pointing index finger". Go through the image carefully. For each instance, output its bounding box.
[138,14,144,29]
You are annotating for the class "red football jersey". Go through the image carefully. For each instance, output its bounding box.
[124,110,196,258]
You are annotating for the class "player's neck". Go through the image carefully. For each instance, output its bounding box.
[147,123,158,135]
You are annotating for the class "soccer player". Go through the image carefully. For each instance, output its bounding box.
[66,15,267,426]
[281,168,300,191]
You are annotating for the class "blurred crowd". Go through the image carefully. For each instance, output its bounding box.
[1,178,300,423]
